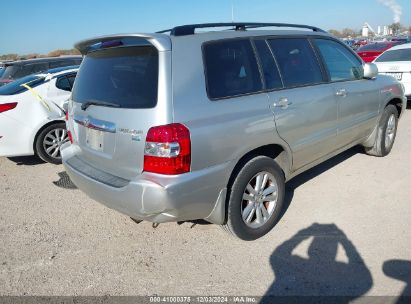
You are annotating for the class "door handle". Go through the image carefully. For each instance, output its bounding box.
[273,97,292,109]
[336,89,347,97]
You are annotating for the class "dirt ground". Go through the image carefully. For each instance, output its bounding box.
[0,107,410,300]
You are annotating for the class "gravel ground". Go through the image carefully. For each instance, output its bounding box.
[0,107,410,299]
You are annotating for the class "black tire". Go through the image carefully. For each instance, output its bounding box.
[365,105,399,157]
[222,156,285,241]
[35,122,67,164]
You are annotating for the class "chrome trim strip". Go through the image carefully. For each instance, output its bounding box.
[73,114,116,133]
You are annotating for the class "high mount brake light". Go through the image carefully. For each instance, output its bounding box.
[0,102,17,113]
[144,123,191,175]
[101,40,123,48]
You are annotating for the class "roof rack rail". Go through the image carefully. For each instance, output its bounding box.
[157,22,327,36]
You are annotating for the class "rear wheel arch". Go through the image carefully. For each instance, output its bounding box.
[227,144,291,190]
[385,98,403,117]
[221,144,290,224]
[33,120,65,155]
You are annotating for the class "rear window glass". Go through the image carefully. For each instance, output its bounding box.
[357,43,392,51]
[0,63,48,80]
[50,59,82,69]
[0,65,20,80]
[375,49,411,62]
[203,39,262,99]
[0,75,45,95]
[72,46,158,108]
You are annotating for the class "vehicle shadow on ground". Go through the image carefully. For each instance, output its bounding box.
[383,259,411,301]
[262,223,373,302]
[7,156,45,166]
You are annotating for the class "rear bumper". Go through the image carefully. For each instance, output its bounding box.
[61,143,230,224]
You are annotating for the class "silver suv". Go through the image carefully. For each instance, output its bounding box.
[62,23,406,240]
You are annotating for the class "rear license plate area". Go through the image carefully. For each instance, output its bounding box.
[383,72,403,81]
[86,128,104,152]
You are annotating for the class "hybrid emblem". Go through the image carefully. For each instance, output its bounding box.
[118,128,143,141]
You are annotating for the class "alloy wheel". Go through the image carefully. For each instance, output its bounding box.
[241,171,278,229]
[43,127,67,160]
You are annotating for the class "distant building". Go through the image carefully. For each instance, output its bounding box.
[362,23,369,37]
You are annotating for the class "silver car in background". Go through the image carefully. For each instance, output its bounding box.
[62,23,406,240]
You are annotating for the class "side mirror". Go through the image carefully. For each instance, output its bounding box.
[363,63,378,79]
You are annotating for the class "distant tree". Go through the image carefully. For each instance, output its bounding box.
[341,28,356,38]
[328,29,342,38]
[0,54,19,61]
[25,53,41,59]
[390,23,401,35]
[47,48,81,57]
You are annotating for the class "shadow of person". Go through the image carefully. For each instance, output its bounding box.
[265,223,372,301]
[52,171,77,189]
[383,259,411,302]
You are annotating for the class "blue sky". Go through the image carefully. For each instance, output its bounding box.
[2,0,410,54]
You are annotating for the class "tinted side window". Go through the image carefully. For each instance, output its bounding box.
[315,39,363,81]
[268,38,323,88]
[67,74,76,87]
[56,76,71,91]
[203,39,262,99]
[30,63,49,74]
[253,40,283,90]
[49,61,68,68]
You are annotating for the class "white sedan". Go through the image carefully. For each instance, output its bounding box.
[0,66,78,164]
[374,43,411,100]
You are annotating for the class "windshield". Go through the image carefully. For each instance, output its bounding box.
[375,49,411,62]
[72,46,158,109]
[0,75,45,95]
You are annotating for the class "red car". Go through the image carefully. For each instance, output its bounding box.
[357,42,402,62]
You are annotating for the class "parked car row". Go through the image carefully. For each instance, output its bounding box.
[374,43,411,100]
[0,56,82,86]
[0,66,78,163]
[356,41,403,62]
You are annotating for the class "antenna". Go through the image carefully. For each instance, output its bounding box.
[231,0,234,22]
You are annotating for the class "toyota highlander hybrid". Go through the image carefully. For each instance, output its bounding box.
[61,23,406,240]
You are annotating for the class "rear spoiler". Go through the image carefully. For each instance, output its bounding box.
[74,33,172,54]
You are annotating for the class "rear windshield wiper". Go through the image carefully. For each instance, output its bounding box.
[81,100,121,111]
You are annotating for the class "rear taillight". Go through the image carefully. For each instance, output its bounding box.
[144,123,191,175]
[67,130,73,144]
[0,102,17,113]
[65,111,73,144]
